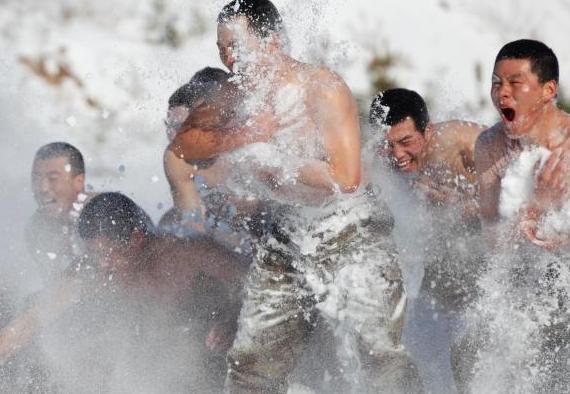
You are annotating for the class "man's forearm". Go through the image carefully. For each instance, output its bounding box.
[0,280,78,364]
[296,158,361,193]
[171,126,272,161]
[297,159,336,192]
[0,307,40,364]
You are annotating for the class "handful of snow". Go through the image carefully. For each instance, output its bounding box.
[499,146,550,219]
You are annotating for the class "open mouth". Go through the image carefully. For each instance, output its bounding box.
[501,107,516,122]
[395,159,412,171]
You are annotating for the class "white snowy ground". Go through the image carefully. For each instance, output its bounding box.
[1,0,570,391]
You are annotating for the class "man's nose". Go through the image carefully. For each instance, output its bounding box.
[37,177,50,193]
[392,145,406,161]
[220,47,235,68]
[496,82,512,100]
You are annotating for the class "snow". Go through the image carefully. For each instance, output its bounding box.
[1,0,570,390]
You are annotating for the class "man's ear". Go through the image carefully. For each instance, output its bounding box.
[423,123,434,140]
[265,32,281,53]
[543,80,558,102]
[129,228,145,250]
[73,173,85,194]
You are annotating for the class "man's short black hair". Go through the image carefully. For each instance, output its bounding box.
[369,88,430,133]
[168,67,229,109]
[218,0,283,38]
[78,192,154,243]
[34,142,85,176]
[495,39,559,84]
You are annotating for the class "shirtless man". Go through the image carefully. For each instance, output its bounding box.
[161,67,230,230]
[160,67,255,255]
[370,88,485,220]
[369,89,486,392]
[172,1,423,393]
[476,39,570,246]
[26,142,92,284]
[0,193,248,392]
[472,39,570,392]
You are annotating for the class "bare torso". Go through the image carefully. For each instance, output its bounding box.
[476,113,570,225]
[422,120,485,185]
[415,120,485,218]
[222,58,358,207]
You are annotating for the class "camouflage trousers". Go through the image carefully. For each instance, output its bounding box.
[225,217,423,394]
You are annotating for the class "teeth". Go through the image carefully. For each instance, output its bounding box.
[398,160,410,168]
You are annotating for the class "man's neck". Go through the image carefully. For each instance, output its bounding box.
[117,235,156,285]
[240,53,293,88]
[522,104,566,149]
[416,133,434,173]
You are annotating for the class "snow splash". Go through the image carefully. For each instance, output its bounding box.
[466,145,570,393]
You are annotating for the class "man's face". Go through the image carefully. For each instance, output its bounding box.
[85,236,132,276]
[31,156,84,217]
[491,59,554,139]
[379,117,426,173]
[217,17,267,73]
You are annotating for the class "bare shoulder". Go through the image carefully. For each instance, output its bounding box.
[432,120,485,146]
[309,66,351,94]
[475,123,506,154]
[435,119,486,134]
[474,123,508,172]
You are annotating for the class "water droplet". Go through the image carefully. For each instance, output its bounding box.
[65,116,77,127]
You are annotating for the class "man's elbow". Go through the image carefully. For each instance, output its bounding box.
[337,173,360,193]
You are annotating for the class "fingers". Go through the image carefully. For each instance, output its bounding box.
[552,150,570,195]
[521,219,567,252]
[528,235,562,252]
[520,219,537,242]
[537,149,562,188]
[534,148,570,210]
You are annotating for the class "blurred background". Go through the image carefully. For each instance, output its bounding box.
[1,0,570,295]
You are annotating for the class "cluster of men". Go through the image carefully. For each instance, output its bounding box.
[1,0,569,393]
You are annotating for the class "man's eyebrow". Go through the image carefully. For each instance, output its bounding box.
[507,73,524,79]
[32,170,61,175]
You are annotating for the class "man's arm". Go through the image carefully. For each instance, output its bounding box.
[475,127,503,224]
[0,279,78,365]
[520,131,570,250]
[170,110,277,161]
[423,120,485,219]
[302,70,361,193]
[452,120,487,164]
[533,130,570,210]
[163,148,205,214]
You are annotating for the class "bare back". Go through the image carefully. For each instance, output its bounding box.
[423,120,485,186]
